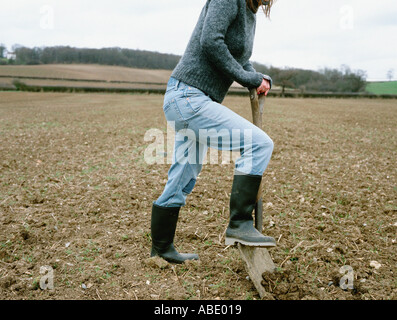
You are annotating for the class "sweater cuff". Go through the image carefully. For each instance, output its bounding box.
[262,74,273,89]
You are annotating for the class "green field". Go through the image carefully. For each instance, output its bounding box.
[366,81,397,95]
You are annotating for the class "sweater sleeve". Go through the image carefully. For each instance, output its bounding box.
[200,0,263,89]
[243,60,256,73]
[243,61,273,89]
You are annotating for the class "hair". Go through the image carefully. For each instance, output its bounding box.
[246,0,276,17]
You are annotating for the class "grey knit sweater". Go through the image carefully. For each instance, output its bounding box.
[171,0,266,103]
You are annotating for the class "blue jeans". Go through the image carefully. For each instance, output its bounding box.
[154,77,274,208]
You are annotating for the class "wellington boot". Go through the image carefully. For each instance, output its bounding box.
[151,204,199,264]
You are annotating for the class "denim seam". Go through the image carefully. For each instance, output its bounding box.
[162,161,190,207]
[171,99,189,130]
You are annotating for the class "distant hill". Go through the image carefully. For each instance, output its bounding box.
[0,64,172,83]
[0,64,247,92]
[366,81,397,95]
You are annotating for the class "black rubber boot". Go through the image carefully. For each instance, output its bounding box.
[151,203,199,264]
[225,173,276,247]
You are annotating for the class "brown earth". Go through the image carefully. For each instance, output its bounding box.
[0,64,247,90]
[0,92,396,300]
[0,64,173,83]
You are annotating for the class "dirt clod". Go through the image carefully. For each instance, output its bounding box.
[144,256,169,269]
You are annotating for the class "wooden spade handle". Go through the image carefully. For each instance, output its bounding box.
[249,89,266,130]
[249,89,266,232]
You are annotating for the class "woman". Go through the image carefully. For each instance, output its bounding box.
[150,0,277,264]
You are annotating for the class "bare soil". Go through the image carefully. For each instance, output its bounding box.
[0,64,173,83]
[0,92,396,300]
[0,64,247,90]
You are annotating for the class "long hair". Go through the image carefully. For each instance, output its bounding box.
[246,0,276,17]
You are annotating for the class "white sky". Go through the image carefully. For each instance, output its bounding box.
[1,0,396,81]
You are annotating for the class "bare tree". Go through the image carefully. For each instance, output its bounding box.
[386,69,394,81]
[0,44,6,58]
[275,69,298,97]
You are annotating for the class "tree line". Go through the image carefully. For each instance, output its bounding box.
[1,45,367,92]
[2,45,181,70]
[253,63,367,93]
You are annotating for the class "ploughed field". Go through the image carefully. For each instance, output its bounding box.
[0,91,396,300]
[0,64,246,92]
[0,64,173,83]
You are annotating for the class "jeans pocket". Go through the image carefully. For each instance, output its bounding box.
[182,87,207,114]
[164,99,188,132]
[163,100,171,112]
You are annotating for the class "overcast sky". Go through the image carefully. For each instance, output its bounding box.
[1,0,396,81]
